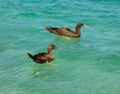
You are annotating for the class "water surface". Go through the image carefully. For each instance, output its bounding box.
[0,0,120,94]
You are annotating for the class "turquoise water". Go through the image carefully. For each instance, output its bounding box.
[0,0,120,94]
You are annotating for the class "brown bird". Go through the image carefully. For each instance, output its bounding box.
[27,44,56,64]
[45,23,89,38]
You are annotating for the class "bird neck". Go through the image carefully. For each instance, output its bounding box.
[75,26,81,37]
[47,49,53,54]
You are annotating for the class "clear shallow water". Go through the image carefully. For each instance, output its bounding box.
[0,0,120,94]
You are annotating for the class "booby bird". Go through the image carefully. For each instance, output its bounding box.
[27,44,56,64]
[45,23,89,38]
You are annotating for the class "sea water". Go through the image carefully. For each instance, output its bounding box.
[0,0,120,94]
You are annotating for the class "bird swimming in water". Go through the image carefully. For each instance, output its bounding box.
[27,44,56,64]
[45,23,89,38]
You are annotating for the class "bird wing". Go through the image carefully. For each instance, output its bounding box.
[61,27,75,33]
[45,26,76,36]
[57,27,76,36]
[45,27,61,35]
[35,53,49,60]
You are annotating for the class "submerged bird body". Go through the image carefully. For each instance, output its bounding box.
[27,44,56,64]
[45,23,89,38]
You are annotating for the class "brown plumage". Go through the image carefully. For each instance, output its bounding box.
[27,44,56,64]
[45,23,89,38]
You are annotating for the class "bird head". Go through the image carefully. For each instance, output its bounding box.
[77,23,90,28]
[48,44,57,50]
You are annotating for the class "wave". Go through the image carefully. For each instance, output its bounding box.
[15,12,39,18]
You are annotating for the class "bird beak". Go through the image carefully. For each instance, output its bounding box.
[82,24,90,29]
[54,46,58,50]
